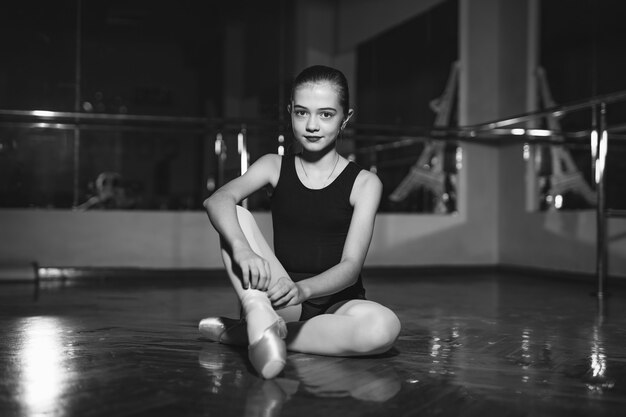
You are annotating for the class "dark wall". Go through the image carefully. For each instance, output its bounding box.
[0,0,290,119]
[540,0,626,107]
[356,0,458,127]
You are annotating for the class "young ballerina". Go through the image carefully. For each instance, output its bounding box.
[199,65,401,379]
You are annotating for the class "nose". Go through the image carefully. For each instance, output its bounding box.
[305,115,319,132]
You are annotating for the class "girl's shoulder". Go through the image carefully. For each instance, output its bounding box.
[251,153,283,187]
[350,168,382,206]
[256,153,282,164]
[251,153,284,172]
[354,168,382,190]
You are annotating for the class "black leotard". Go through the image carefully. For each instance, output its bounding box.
[270,154,366,320]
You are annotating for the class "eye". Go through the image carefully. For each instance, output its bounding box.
[294,110,307,117]
[320,111,335,119]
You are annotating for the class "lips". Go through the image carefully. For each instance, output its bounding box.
[304,135,323,142]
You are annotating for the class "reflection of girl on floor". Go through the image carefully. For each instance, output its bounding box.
[198,348,402,415]
[249,357,401,416]
[200,65,401,378]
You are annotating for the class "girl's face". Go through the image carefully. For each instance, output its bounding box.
[290,81,352,153]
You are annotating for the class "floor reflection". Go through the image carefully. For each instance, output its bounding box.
[241,379,300,417]
[198,346,401,415]
[2,274,626,416]
[585,323,615,393]
[198,345,247,393]
[428,323,462,376]
[196,311,624,417]
[15,316,72,417]
[290,355,401,402]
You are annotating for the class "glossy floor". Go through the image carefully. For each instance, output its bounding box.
[1,271,625,416]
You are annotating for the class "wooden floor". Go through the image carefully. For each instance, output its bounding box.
[1,270,625,417]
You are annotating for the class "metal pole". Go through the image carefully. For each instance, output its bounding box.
[595,102,608,298]
[278,0,286,125]
[591,106,598,182]
[239,125,248,209]
[215,132,225,188]
[72,0,82,207]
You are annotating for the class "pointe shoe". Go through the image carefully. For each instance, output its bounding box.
[248,318,288,379]
[198,317,243,343]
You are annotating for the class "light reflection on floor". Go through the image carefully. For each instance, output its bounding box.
[0,273,625,416]
[16,316,70,417]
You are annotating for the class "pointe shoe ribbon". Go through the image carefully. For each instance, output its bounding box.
[248,318,288,379]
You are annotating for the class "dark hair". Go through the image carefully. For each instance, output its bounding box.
[291,65,350,115]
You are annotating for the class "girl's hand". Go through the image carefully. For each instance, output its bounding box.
[267,276,305,308]
[232,247,271,291]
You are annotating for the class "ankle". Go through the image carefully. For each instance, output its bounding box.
[241,290,274,316]
[241,290,281,345]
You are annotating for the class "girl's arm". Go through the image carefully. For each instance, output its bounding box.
[204,154,281,290]
[268,170,382,307]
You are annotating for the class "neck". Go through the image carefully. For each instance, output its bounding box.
[298,150,341,187]
[301,148,338,167]
[300,142,336,163]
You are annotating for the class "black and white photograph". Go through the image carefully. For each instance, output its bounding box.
[1,1,626,416]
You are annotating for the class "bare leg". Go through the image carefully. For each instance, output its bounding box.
[205,206,300,344]
[285,300,401,356]
[224,206,301,323]
[207,206,400,357]
[216,299,402,356]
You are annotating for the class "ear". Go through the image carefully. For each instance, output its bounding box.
[341,109,354,130]
[286,103,292,115]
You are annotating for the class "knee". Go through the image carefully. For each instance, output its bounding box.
[355,307,401,355]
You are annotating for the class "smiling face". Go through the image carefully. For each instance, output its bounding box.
[290,81,352,153]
